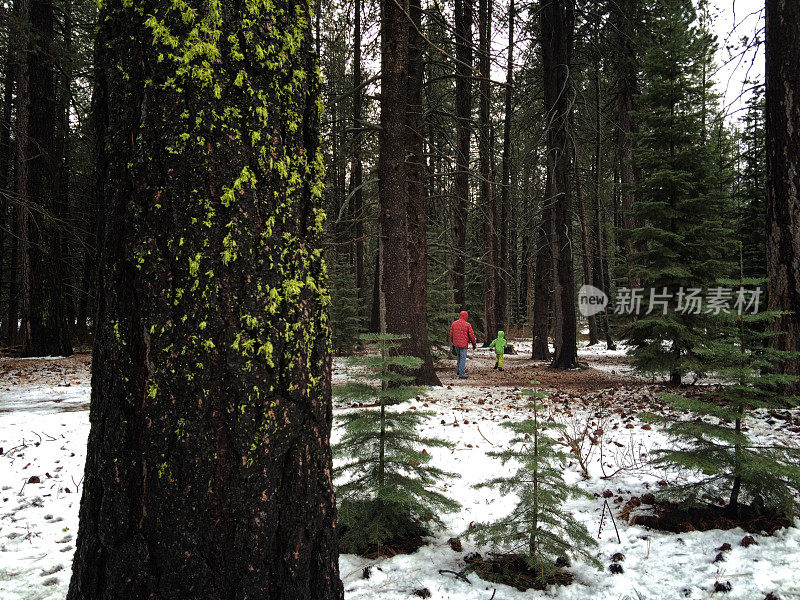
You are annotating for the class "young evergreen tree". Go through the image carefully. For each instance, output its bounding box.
[650,274,800,519]
[334,333,459,554]
[328,255,363,355]
[624,0,732,384]
[469,382,600,584]
[736,85,766,279]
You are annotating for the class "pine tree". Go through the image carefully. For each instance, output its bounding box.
[649,266,800,519]
[624,0,733,384]
[328,255,363,355]
[334,333,459,554]
[469,382,600,584]
[736,85,766,279]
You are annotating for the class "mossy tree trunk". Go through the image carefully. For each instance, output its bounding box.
[67,1,342,598]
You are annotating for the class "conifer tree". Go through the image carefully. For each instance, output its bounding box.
[650,267,800,519]
[328,255,363,355]
[334,333,459,554]
[624,0,733,384]
[736,85,766,279]
[469,382,600,584]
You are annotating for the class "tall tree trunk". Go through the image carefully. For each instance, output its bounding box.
[498,0,514,334]
[542,0,577,370]
[577,168,599,345]
[479,0,496,345]
[0,1,16,345]
[765,0,800,393]
[21,0,72,357]
[15,0,31,354]
[452,0,472,308]
[531,192,552,360]
[56,0,74,334]
[612,0,641,288]
[592,52,615,349]
[406,0,441,385]
[67,2,342,597]
[379,0,413,352]
[351,0,365,316]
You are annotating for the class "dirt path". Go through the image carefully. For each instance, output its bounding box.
[435,346,637,393]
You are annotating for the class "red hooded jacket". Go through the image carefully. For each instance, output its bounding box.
[450,311,477,349]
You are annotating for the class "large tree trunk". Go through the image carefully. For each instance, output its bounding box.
[765,0,800,393]
[379,0,413,353]
[542,0,577,370]
[479,0,496,345]
[406,0,441,385]
[67,2,342,598]
[452,0,472,308]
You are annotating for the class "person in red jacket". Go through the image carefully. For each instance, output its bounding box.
[450,310,477,379]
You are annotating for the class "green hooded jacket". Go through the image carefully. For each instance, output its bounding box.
[489,331,507,355]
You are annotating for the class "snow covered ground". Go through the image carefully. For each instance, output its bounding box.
[2,346,799,600]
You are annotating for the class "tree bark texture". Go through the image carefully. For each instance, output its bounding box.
[541,0,578,369]
[379,0,413,354]
[67,2,342,598]
[765,0,800,392]
[406,0,440,385]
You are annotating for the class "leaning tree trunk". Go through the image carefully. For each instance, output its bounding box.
[406,0,441,385]
[378,0,413,354]
[67,2,343,598]
[765,0,800,393]
[542,0,578,370]
[452,0,472,308]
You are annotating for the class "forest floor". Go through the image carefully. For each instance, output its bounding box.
[2,340,799,599]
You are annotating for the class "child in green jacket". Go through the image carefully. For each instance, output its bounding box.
[489,330,507,371]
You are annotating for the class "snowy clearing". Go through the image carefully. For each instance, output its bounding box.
[1,346,799,600]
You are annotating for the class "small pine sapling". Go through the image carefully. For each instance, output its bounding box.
[649,264,800,519]
[334,333,459,554]
[469,382,601,584]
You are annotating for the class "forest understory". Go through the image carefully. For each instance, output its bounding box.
[2,338,798,600]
